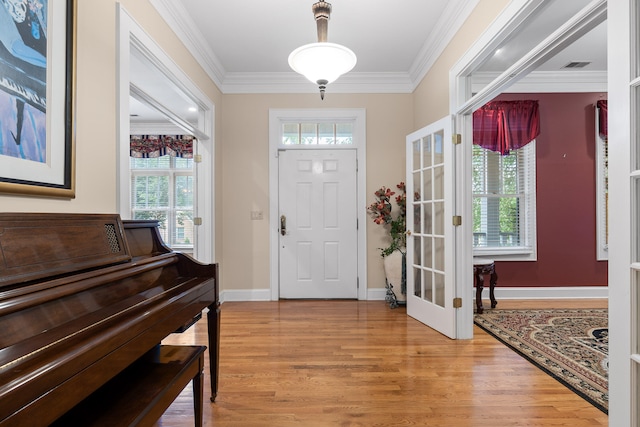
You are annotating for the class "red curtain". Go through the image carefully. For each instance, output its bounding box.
[597,100,607,138]
[130,135,194,158]
[473,100,540,155]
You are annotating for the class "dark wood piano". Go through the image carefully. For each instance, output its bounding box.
[0,213,219,426]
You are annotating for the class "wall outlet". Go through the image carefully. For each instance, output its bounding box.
[251,211,263,220]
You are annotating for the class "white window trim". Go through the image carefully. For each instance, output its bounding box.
[472,142,537,261]
[595,105,608,261]
[130,159,195,250]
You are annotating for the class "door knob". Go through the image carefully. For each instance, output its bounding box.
[280,215,287,236]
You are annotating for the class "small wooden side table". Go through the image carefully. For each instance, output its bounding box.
[473,258,498,314]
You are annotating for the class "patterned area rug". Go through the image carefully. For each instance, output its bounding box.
[474,308,608,413]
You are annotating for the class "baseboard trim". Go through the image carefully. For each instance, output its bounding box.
[221,286,608,303]
[478,286,608,300]
[220,289,272,303]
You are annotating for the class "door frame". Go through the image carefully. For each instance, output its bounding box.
[268,109,367,301]
[116,5,216,263]
[447,0,607,339]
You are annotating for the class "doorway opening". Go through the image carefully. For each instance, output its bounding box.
[116,5,216,263]
[449,0,608,338]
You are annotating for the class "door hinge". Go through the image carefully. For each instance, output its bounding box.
[452,134,462,145]
[194,154,203,163]
[453,297,462,308]
[452,215,462,226]
[193,217,203,226]
[357,277,359,288]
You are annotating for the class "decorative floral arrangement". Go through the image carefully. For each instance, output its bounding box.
[368,182,408,257]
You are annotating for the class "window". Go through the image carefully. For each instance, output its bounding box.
[130,155,194,250]
[595,102,608,260]
[282,122,353,145]
[472,142,536,259]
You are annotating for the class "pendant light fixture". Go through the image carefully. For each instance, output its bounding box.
[288,1,357,100]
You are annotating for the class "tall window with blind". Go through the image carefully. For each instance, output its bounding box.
[472,100,539,259]
[129,135,195,253]
[472,143,536,257]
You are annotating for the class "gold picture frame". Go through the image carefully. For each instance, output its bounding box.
[0,0,76,198]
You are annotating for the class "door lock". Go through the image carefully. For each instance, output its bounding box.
[280,215,287,236]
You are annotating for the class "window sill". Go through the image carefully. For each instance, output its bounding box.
[473,247,537,261]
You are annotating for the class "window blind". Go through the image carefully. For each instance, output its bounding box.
[130,155,194,251]
[472,142,536,254]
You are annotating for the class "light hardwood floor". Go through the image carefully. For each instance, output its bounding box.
[158,299,608,427]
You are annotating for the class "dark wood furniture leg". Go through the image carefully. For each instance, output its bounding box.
[489,267,498,309]
[474,260,498,314]
[208,301,221,402]
[474,265,485,314]
[194,357,204,427]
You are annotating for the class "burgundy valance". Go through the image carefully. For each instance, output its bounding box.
[597,100,607,139]
[473,100,540,155]
[130,135,195,158]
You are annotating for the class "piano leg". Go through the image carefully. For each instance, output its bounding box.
[207,302,221,402]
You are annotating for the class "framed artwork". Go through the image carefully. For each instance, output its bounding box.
[0,0,76,198]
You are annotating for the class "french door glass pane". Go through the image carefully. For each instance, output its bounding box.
[423,136,432,168]
[434,166,444,200]
[413,267,422,298]
[423,203,432,234]
[434,273,445,307]
[424,236,432,269]
[423,271,433,302]
[423,167,432,200]
[413,140,421,171]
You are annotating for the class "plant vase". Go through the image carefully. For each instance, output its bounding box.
[383,250,406,308]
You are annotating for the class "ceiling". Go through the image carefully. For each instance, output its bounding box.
[131,0,607,124]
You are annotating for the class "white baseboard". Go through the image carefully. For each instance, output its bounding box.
[368,288,389,301]
[474,286,608,299]
[221,286,608,303]
[220,289,272,303]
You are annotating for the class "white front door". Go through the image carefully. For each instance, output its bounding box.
[278,149,358,299]
[406,116,457,338]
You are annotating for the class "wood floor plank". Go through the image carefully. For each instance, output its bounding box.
[157,299,608,426]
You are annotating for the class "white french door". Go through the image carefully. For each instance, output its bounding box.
[406,116,458,338]
[278,149,358,299]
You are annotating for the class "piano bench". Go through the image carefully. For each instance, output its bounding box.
[50,345,207,427]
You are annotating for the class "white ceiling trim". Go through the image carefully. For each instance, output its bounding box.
[148,1,606,96]
[149,0,226,89]
[408,0,480,89]
[150,0,478,94]
[221,71,414,94]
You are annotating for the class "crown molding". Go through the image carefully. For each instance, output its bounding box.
[221,71,414,94]
[149,0,226,89]
[408,0,480,90]
[149,0,469,94]
[472,70,607,93]
[154,0,591,95]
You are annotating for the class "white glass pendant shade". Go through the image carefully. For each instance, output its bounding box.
[288,42,357,84]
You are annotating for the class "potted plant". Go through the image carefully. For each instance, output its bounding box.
[368,182,408,307]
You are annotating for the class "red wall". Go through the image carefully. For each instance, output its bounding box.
[490,92,608,287]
